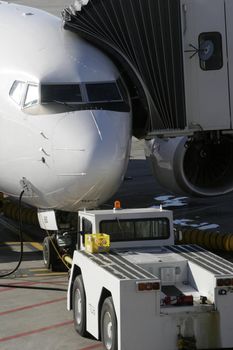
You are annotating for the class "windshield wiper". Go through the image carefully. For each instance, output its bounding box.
[116,217,124,235]
[50,100,76,109]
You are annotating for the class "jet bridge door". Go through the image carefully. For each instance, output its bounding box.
[181,0,231,131]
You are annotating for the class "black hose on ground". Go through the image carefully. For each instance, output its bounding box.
[0,190,24,278]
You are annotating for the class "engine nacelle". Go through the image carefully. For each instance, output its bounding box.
[145,134,233,197]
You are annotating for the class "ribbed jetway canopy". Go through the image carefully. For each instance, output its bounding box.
[62,0,186,138]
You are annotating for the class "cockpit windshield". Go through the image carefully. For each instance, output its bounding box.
[41,84,82,103]
[41,80,129,112]
[9,79,130,113]
[24,84,39,107]
[86,82,122,102]
[9,81,39,108]
[9,81,26,105]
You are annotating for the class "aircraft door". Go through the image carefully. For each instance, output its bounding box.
[181,0,231,130]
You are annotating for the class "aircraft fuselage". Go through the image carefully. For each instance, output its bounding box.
[0,2,132,211]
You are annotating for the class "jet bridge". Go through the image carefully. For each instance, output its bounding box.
[63,0,233,138]
[62,0,185,138]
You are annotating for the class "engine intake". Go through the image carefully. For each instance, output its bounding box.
[145,134,233,196]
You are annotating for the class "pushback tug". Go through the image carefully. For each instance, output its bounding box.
[66,202,233,350]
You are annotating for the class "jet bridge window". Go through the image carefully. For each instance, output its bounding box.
[41,84,82,103]
[199,32,223,70]
[9,81,26,105]
[100,218,170,242]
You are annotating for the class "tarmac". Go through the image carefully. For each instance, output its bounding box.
[1,1,233,349]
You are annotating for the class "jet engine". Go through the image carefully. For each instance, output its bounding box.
[145,133,233,196]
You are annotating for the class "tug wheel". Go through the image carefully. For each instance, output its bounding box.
[73,275,87,336]
[43,236,56,270]
[101,297,118,350]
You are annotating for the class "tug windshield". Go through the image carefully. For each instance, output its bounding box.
[100,218,170,242]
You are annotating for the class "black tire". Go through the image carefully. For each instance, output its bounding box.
[72,275,87,336]
[101,297,118,350]
[43,236,56,270]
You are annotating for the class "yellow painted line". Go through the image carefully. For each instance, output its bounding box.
[29,242,43,251]
[0,242,20,245]
[34,272,67,277]
[0,241,43,251]
[28,268,48,272]
[22,232,43,251]
[0,217,43,251]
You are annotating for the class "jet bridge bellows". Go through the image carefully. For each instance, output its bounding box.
[62,0,186,138]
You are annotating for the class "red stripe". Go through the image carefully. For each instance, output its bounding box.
[0,320,73,342]
[40,281,67,285]
[0,297,66,316]
[80,345,103,350]
[0,279,66,286]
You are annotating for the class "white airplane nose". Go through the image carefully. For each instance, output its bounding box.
[52,110,131,210]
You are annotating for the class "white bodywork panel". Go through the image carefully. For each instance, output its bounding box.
[37,209,58,230]
[68,245,233,349]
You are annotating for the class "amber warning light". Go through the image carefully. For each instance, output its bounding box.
[216,278,233,287]
[114,200,121,210]
[136,281,160,292]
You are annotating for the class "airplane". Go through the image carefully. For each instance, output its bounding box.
[0,0,132,228]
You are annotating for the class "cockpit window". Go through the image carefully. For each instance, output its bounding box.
[86,82,122,102]
[10,79,130,113]
[84,80,130,112]
[41,84,82,103]
[9,81,26,105]
[24,84,39,107]
[41,81,129,112]
[10,81,39,108]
